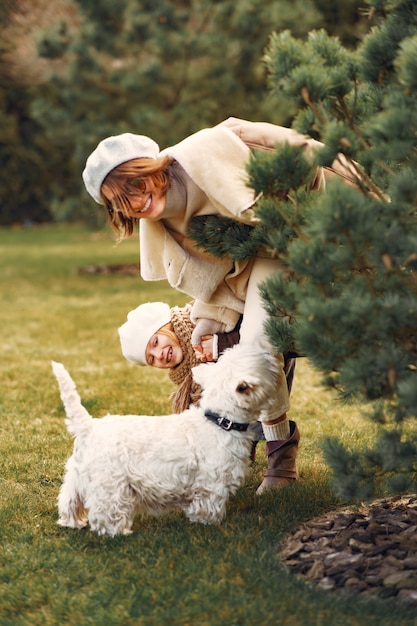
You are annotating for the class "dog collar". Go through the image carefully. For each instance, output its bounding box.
[204,410,249,432]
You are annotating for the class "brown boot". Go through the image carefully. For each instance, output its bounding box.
[256,421,300,494]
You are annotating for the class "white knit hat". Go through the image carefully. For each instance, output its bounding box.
[118,302,171,366]
[82,133,160,204]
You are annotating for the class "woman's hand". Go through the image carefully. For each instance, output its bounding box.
[191,318,225,346]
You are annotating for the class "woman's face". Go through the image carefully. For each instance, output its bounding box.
[106,176,166,220]
[145,332,184,368]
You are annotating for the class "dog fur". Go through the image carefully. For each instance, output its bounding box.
[52,344,279,536]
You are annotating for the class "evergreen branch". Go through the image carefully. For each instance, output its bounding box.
[336,96,397,185]
[301,86,327,125]
[187,215,267,261]
[346,234,377,296]
[301,89,389,201]
[267,194,307,241]
[334,154,388,201]
[337,95,366,147]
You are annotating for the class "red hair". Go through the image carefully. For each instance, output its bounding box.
[101,156,173,240]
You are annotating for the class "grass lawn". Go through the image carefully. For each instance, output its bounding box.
[0,224,415,625]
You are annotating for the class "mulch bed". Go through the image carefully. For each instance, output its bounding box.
[278,494,417,606]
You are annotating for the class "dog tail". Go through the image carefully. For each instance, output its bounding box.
[51,361,93,437]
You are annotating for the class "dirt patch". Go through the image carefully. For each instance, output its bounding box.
[278,494,417,606]
[78,263,139,276]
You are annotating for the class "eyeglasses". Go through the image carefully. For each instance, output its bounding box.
[127,177,147,194]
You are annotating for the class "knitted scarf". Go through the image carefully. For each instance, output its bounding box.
[168,302,203,412]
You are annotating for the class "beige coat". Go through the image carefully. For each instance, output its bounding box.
[139,117,356,329]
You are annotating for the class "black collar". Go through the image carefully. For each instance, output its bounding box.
[204,409,249,432]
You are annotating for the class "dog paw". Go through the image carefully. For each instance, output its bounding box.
[57,517,88,530]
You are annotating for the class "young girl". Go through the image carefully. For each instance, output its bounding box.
[118,300,242,413]
[83,117,355,491]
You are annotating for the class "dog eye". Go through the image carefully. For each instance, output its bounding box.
[236,382,249,394]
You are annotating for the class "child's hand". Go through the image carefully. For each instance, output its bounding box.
[195,335,215,362]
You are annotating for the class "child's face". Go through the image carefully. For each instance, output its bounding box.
[145,332,183,369]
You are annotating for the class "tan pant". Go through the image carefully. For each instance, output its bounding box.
[239,257,290,418]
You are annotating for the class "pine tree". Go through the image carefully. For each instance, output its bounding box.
[190,0,417,500]
[29,0,325,224]
[2,0,368,225]
[0,0,83,226]
[0,0,56,224]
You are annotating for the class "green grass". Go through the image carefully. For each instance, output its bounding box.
[0,224,415,626]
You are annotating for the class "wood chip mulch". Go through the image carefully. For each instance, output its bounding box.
[278,494,417,606]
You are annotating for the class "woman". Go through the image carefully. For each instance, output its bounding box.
[83,117,354,492]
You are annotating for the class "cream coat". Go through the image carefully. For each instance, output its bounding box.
[139,117,357,329]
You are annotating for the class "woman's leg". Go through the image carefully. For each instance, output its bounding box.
[239,257,299,492]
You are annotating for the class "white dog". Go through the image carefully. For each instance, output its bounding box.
[52,344,279,536]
